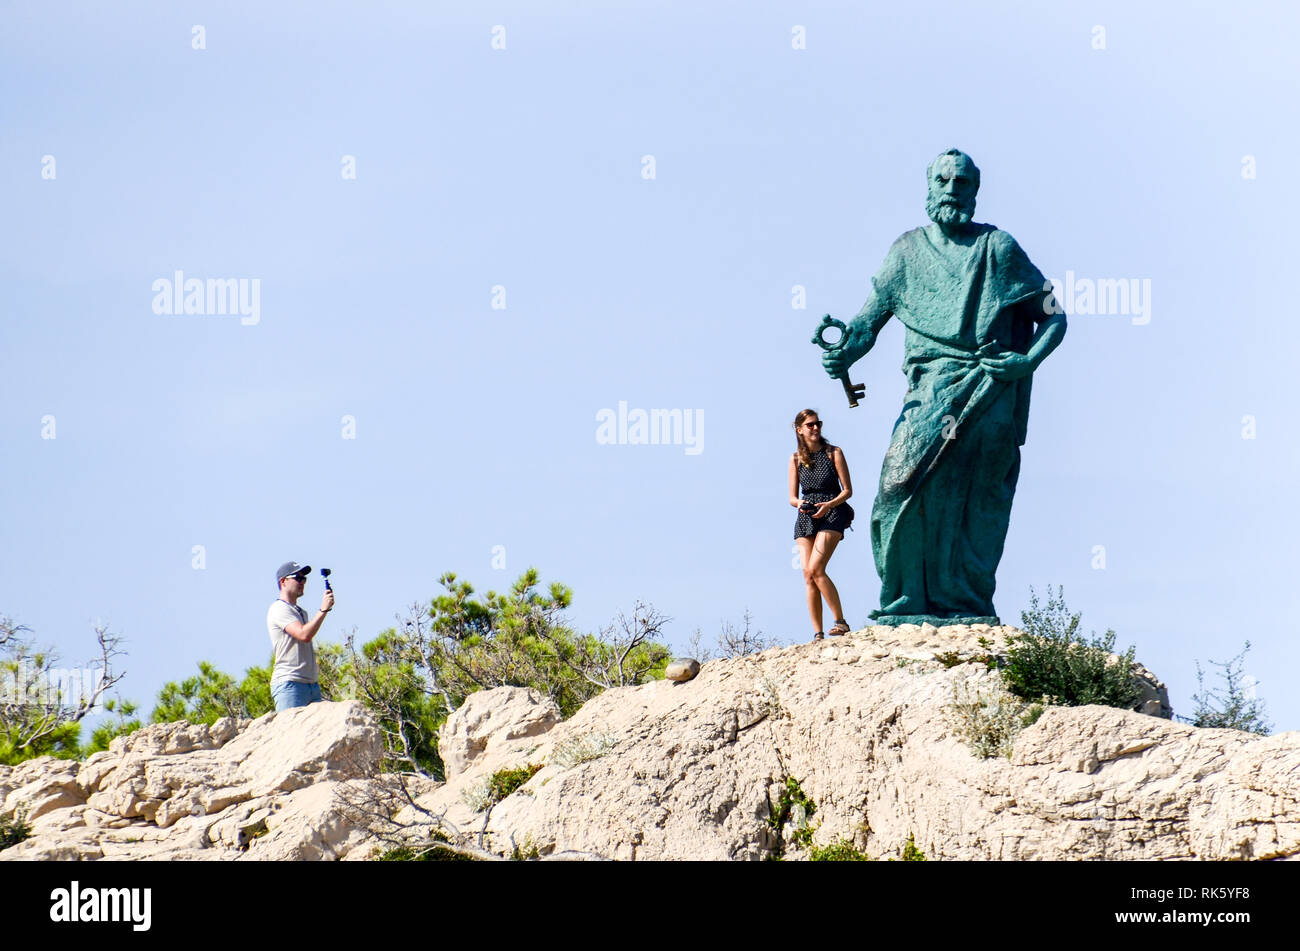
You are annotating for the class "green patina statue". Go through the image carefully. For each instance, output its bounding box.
[821,149,1067,627]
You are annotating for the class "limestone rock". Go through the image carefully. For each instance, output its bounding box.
[438,686,561,780]
[1,701,381,861]
[665,658,701,682]
[1130,661,1173,719]
[393,625,1300,861]
[3,624,1294,862]
[1,757,85,821]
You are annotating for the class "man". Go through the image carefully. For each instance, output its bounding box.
[822,149,1066,625]
[267,561,334,710]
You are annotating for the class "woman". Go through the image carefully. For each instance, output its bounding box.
[789,409,854,641]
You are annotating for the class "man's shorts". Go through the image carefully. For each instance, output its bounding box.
[271,680,323,711]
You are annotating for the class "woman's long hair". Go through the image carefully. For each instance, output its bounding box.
[793,408,830,469]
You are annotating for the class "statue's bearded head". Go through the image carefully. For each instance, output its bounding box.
[925,150,980,228]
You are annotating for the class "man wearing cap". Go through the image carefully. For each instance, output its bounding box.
[268,561,334,711]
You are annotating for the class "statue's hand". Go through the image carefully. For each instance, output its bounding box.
[822,328,873,379]
[981,350,1036,382]
[822,347,852,380]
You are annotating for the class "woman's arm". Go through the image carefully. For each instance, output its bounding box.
[832,447,853,502]
[809,447,854,519]
[789,454,802,508]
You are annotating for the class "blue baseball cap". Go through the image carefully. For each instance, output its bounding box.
[276,561,312,584]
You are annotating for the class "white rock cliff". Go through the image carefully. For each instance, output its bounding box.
[2,624,1295,861]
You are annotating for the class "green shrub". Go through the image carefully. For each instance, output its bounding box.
[766,776,817,857]
[376,843,475,861]
[463,763,543,813]
[319,635,446,778]
[0,722,82,766]
[0,615,126,765]
[0,806,32,852]
[84,698,144,754]
[323,569,672,781]
[488,763,543,802]
[810,839,870,861]
[1021,702,1046,727]
[900,834,927,861]
[510,841,541,860]
[423,571,671,719]
[152,660,274,725]
[1189,641,1271,735]
[374,826,473,861]
[1002,586,1140,710]
[934,650,997,670]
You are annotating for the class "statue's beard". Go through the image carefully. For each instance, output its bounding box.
[926,193,976,227]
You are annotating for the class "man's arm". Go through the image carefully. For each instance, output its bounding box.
[1026,309,1066,364]
[982,296,1067,381]
[824,291,892,379]
[849,291,893,350]
[284,591,334,642]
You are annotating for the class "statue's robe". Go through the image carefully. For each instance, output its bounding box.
[866,222,1047,624]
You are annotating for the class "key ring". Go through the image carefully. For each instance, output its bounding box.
[811,314,866,408]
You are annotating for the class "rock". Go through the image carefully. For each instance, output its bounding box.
[5,625,1294,862]
[665,658,701,682]
[438,687,561,781]
[203,780,383,861]
[391,627,1300,861]
[1130,662,1173,719]
[0,757,85,821]
[2,701,381,862]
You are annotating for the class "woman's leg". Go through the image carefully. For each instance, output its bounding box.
[795,537,821,633]
[807,531,846,627]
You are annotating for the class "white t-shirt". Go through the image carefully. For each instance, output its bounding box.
[267,599,317,685]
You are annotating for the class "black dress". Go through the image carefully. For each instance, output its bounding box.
[794,445,855,539]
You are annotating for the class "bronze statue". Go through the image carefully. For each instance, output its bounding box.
[821,150,1067,626]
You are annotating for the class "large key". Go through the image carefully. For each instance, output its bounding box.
[812,314,866,408]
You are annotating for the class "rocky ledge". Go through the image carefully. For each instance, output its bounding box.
[3,624,1296,861]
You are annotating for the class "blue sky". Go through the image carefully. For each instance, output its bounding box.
[3,1,1297,733]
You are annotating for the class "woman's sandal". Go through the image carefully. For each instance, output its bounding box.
[812,631,825,641]
[827,619,851,637]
